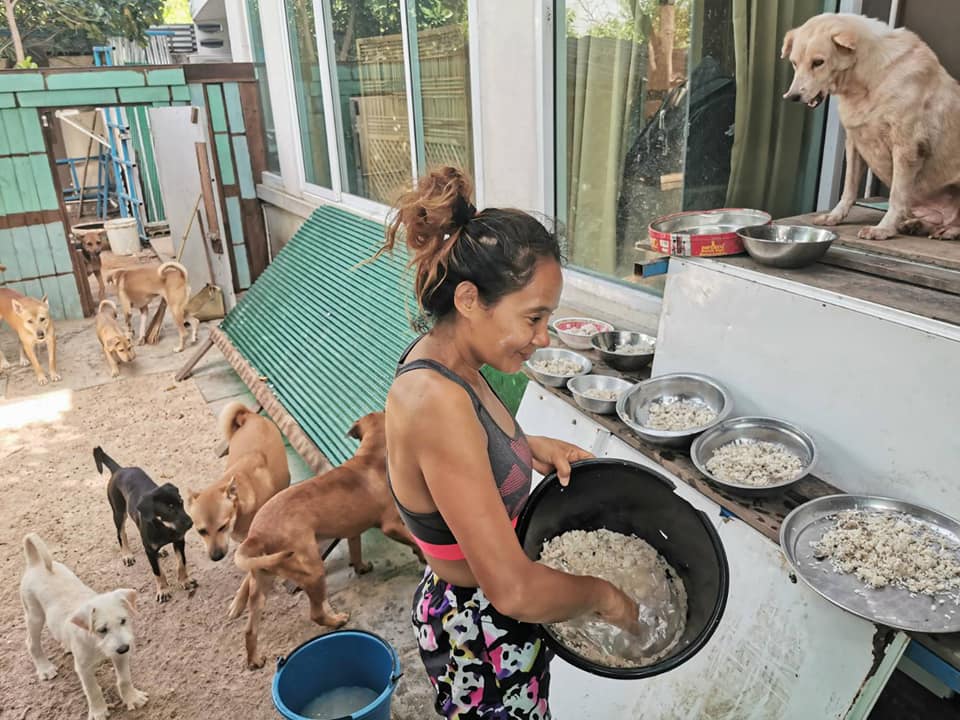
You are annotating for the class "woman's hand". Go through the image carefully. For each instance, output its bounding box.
[527,436,593,486]
[596,581,642,636]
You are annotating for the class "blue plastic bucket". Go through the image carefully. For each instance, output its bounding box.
[272,630,401,720]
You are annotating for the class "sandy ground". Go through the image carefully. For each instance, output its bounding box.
[0,317,434,719]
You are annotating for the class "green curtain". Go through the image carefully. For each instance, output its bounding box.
[725,0,825,217]
[566,29,646,275]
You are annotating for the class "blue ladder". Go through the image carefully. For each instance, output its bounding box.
[93,45,146,244]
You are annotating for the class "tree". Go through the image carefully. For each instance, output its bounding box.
[2,0,165,65]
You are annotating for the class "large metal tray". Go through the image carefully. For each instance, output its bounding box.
[780,494,960,633]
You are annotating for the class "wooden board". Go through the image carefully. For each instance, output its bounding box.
[717,255,960,327]
[782,206,960,273]
[820,245,960,296]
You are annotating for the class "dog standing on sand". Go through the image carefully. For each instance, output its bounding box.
[0,288,60,385]
[20,533,147,720]
[187,403,291,619]
[95,446,196,602]
[95,300,136,378]
[105,261,198,352]
[783,13,960,240]
[230,412,423,669]
[187,402,291,561]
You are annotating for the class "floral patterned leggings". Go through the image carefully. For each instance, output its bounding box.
[412,569,553,719]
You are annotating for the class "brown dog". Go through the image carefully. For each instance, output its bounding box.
[187,403,291,562]
[105,261,198,352]
[95,300,136,378]
[229,412,423,669]
[783,13,960,240]
[0,288,60,385]
[74,232,107,302]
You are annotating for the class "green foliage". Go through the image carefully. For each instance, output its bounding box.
[3,0,165,62]
[14,54,38,68]
[163,0,192,25]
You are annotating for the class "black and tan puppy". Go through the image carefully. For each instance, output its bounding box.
[94,446,196,602]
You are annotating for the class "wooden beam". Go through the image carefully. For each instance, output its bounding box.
[182,63,257,83]
[208,327,332,474]
[175,335,214,381]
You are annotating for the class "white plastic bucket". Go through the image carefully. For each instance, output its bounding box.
[105,218,139,255]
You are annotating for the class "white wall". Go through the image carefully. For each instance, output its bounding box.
[473,1,544,213]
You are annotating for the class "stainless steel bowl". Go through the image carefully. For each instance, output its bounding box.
[524,348,592,388]
[566,375,635,415]
[690,416,817,496]
[591,331,656,373]
[738,224,837,269]
[616,373,732,447]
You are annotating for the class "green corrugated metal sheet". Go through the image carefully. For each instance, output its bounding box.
[221,205,417,466]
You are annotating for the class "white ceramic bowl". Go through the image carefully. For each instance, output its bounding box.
[551,317,615,349]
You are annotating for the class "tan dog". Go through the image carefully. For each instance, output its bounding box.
[783,13,960,240]
[0,288,60,385]
[105,261,198,352]
[74,232,107,302]
[95,300,136,378]
[187,402,291,562]
[229,412,423,669]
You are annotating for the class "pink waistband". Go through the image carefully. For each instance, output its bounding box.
[414,516,519,562]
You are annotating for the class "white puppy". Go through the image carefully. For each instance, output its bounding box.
[20,533,148,720]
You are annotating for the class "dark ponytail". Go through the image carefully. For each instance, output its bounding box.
[377,166,561,327]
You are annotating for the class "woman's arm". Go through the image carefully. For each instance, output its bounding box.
[392,377,639,631]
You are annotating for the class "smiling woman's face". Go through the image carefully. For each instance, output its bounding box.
[468,257,563,374]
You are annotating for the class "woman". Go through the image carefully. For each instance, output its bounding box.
[380,167,640,719]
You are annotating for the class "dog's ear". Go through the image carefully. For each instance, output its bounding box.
[135,493,153,518]
[116,588,137,615]
[832,30,857,52]
[186,488,200,508]
[225,476,238,501]
[11,298,25,317]
[70,604,94,631]
[781,29,795,59]
[346,420,362,440]
[40,295,48,308]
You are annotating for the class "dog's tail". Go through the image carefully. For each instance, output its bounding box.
[158,261,188,280]
[23,533,54,572]
[103,268,125,286]
[98,299,117,316]
[234,544,293,573]
[93,446,121,475]
[219,402,256,442]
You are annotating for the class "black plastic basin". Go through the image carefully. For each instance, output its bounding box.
[515,458,729,679]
